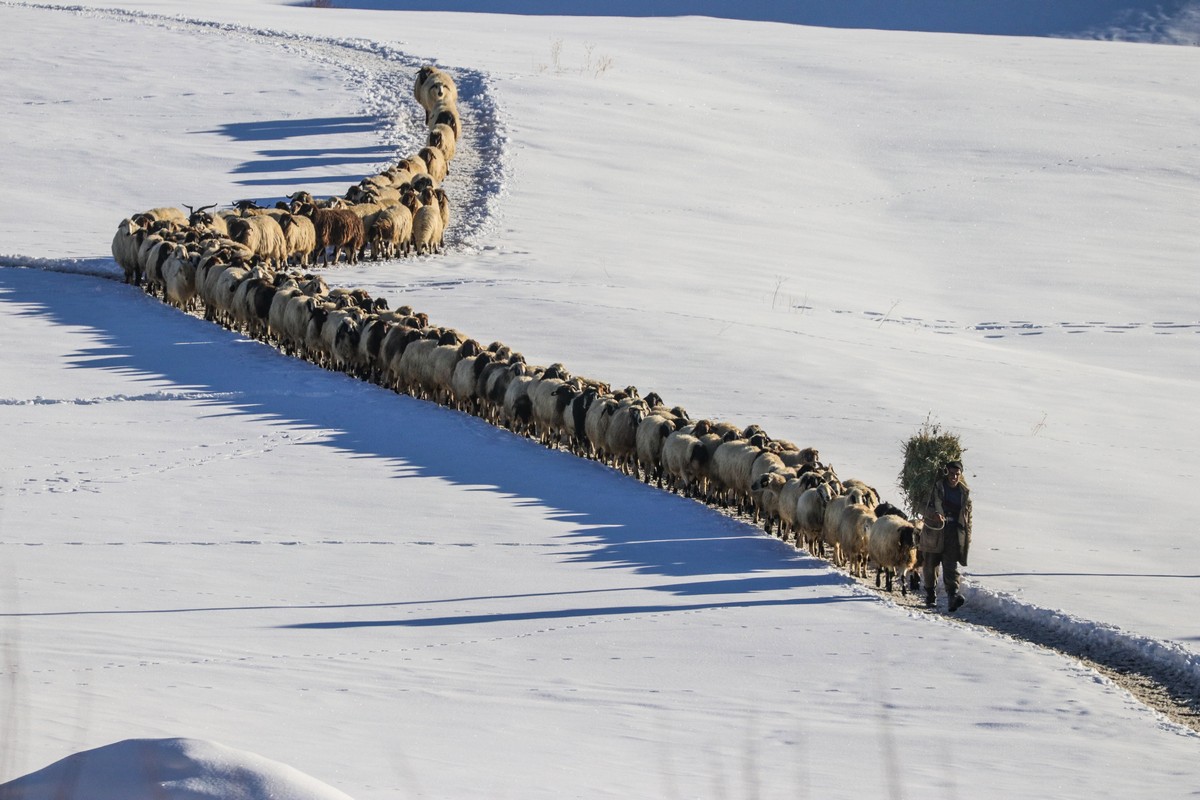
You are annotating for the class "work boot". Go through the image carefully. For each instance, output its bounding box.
[949,594,966,613]
[924,591,935,608]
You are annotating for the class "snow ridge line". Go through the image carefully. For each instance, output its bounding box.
[961,583,1200,701]
[1,1,507,251]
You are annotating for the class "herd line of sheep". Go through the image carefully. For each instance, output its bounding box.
[111,65,462,300]
[109,67,926,597]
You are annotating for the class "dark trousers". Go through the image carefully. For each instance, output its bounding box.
[921,524,960,599]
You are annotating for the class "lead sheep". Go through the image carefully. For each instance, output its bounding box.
[868,515,921,594]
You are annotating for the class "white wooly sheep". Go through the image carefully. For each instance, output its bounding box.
[317,305,367,373]
[226,215,287,268]
[111,218,146,284]
[136,232,178,297]
[841,478,880,509]
[377,323,425,392]
[635,411,685,488]
[368,205,414,259]
[661,428,710,497]
[428,338,482,406]
[343,311,381,381]
[186,205,231,238]
[380,166,420,190]
[267,278,302,351]
[749,471,790,535]
[775,443,821,470]
[562,383,604,456]
[414,66,458,120]
[604,399,647,475]
[433,188,451,247]
[395,329,449,399]
[418,145,449,184]
[209,262,255,328]
[278,285,327,358]
[429,102,462,143]
[528,369,573,447]
[229,267,277,338]
[775,472,825,543]
[748,448,787,484]
[347,182,401,207]
[480,358,527,426]
[834,502,876,577]
[793,481,835,556]
[161,245,198,310]
[450,349,495,414]
[429,124,457,163]
[276,213,317,267]
[133,207,188,227]
[501,365,540,435]
[411,191,444,256]
[748,450,791,517]
[710,434,769,512]
[821,486,867,564]
[868,515,921,595]
[396,155,430,180]
[689,421,730,503]
[583,394,620,462]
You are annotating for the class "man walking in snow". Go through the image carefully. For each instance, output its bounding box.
[919,460,972,612]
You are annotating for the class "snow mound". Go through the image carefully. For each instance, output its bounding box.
[0,738,354,800]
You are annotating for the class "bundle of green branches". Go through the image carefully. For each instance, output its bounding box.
[898,417,964,515]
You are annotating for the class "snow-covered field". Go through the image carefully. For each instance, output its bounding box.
[1,1,1199,797]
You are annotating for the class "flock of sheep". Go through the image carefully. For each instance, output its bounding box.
[109,66,925,597]
[110,65,462,304]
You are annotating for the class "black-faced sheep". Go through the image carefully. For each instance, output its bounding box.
[226,214,288,268]
[368,205,414,259]
[429,124,457,162]
[750,471,789,535]
[635,411,685,488]
[868,515,921,594]
[604,399,646,475]
[418,146,449,184]
[661,428,710,497]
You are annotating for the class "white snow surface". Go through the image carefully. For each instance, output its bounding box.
[1,1,1199,798]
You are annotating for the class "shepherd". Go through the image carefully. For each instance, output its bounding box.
[919,459,973,611]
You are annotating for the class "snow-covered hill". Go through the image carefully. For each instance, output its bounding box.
[2,1,1198,797]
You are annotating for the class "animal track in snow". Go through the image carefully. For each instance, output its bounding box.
[846,309,1200,338]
